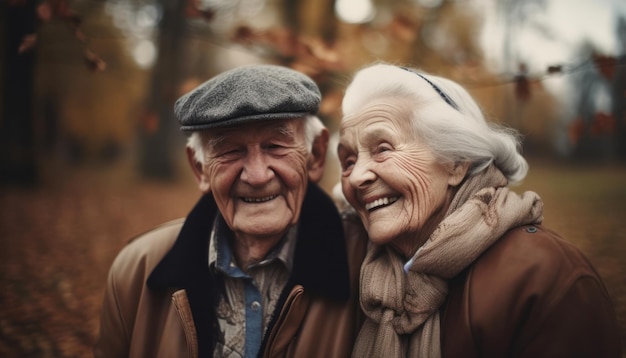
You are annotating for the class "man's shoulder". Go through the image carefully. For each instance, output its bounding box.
[109,219,185,277]
[340,208,361,228]
[340,209,368,268]
[127,218,185,246]
[341,209,367,242]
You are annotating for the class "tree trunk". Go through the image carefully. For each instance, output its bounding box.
[0,1,38,186]
[138,0,186,179]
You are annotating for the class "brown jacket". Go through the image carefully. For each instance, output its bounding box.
[441,224,622,357]
[94,184,367,358]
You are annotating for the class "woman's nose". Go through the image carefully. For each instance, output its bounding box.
[349,157,376,189]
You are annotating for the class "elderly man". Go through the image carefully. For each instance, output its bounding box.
[94,65,366,358]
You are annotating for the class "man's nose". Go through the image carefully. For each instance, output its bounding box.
[241,149,274,186]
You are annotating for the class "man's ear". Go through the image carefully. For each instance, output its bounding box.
[447,161,470,187]
[186,147,211,193]
[307,128,329,184]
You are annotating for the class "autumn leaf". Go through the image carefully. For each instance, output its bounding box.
[590,112,615,137]
[547,65,563,74]
[37,2,53,22]
[514,74,531,102]
[233,26,258,44]
[74,29,88,43]
[139,110,160,134]
[185,0,214,20]
[18,34,37,54]
[592,54,617,80]
[84,49,107,72]
[387,13,420,43]
[568,118,584,145]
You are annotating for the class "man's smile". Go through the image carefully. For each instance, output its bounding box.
[241,195,278,203]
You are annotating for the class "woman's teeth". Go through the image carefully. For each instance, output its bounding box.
[365,196,399,211]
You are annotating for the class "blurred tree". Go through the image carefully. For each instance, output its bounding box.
[1,0,105,186]
[284,0,337,41]
[495,0,547,73]
[138,0,186,179]
[495,0,547,130]
[612,17,626,160]
[567,42,623,161]
[1,0,38,186]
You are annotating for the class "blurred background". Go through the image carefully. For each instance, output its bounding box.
[1,0,625,356]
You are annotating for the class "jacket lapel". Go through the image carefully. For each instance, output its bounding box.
[147,193,218,357]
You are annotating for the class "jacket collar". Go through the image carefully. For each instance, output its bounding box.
[147,183,350,357]
[147,182,350,301]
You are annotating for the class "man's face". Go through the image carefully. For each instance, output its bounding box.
[196,119,313,241]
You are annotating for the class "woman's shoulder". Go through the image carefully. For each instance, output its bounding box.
[477,224,599,280]
[443,226,620,357]
[444,227,620,356]
[464,223,610,310]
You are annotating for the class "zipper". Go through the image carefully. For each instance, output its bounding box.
[261,285,309,357]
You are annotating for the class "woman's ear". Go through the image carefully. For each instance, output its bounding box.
[186,147,211,193]
[307,128,329,184]
[447,161,469,187]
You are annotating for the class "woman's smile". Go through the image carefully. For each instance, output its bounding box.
[364,196,400,212]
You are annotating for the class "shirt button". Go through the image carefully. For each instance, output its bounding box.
[250,301,261,311]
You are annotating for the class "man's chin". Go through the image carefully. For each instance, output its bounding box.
[235,221,291,238]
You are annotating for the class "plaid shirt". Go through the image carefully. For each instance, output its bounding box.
[208,215,296,357]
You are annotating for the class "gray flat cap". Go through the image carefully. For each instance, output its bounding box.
[174,64,321,131]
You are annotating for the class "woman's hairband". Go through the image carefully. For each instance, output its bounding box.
[399,67,459,111]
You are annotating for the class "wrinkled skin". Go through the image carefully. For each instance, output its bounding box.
[338,97,466,258]
[188,118,327,266]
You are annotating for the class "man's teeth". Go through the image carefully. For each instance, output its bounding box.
[365,196,399,211]
[242,195,277,203]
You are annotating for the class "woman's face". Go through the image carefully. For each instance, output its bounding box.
[338,97,460,254]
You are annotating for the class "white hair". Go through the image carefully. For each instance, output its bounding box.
[342,63,528,184]
[186,115,326,165]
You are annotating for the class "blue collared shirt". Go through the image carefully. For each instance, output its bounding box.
[209,215,295,358]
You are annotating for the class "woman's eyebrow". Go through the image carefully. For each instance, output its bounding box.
[362,125,395,144]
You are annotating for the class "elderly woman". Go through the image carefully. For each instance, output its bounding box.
[338,63,621,358]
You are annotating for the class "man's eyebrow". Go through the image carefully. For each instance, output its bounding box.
[205,134,225,149]
[276,123,295,138]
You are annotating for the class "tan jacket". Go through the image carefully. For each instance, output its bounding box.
[441,224,622,357]
[95,184,367,358]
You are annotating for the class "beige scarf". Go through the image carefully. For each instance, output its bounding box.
[353,165,544,358]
